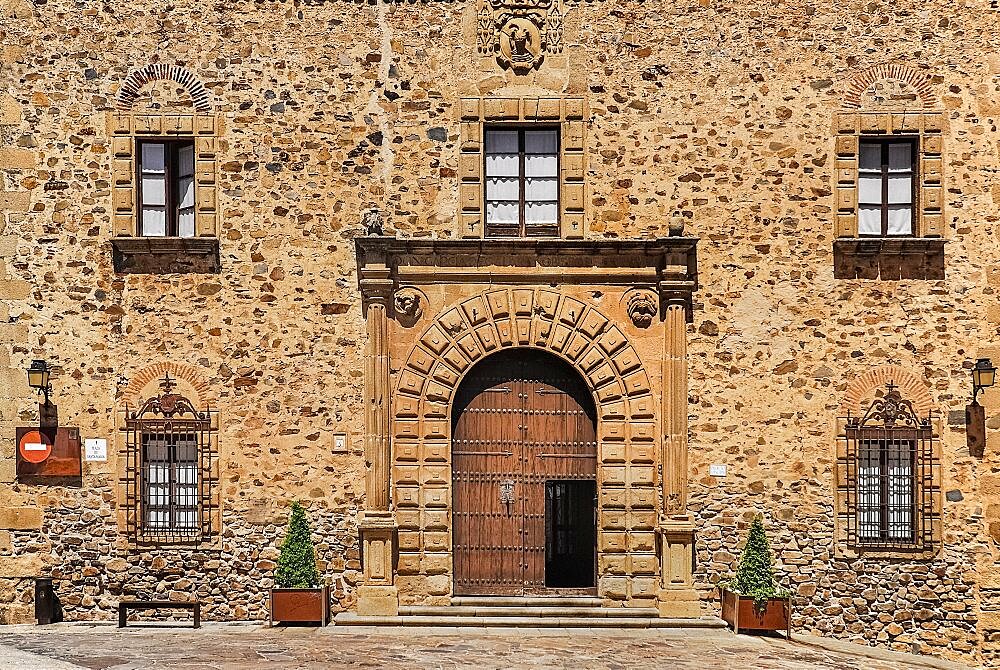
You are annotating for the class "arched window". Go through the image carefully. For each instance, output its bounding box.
[123,373,216,543]
[840,382,937,551]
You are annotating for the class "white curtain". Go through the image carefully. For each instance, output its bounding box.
[140,144,167,236]
[887,444,914,539]
[857,443,880,539]
[177,144,195,238]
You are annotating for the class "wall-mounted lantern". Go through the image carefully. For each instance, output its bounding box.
[967,358,996,458]
[26,359,53,406]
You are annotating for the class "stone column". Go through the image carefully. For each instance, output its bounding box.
[357,267,399,616]
[658,299,701,618]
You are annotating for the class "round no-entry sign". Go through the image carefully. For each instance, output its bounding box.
[18,429,52,464]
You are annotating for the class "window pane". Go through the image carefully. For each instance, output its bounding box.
[485,153,519,177]
[857,443,880,539]
[858,206,882,235]
[525,130,558,154]
[141,207,166,236]
[525,177,558,202]
[176,510,197,528]
[887,206,912,235]
[178,144,195,178]
[141,143,165,173]
[888,143,912,172]
[177,176,194,209]
[858,175,882,205]
[486,201,519,225]
[525,201,557,224]
[486,177,520,201]
[485,130,519,154]
[887,176,911,204]
[142,174,166,206]
[887,442,913,539]
[525,154,557,178]
[859,143,881,171]
[178,210,195,238]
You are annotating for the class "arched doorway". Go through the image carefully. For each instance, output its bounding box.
[452,348,597,595]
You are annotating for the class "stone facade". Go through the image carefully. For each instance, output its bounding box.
[0,0,999,667]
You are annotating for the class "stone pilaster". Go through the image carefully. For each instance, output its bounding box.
[357,265,398,616]
[658,299,700,617]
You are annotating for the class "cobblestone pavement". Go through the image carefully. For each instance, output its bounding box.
[0,624,975,670]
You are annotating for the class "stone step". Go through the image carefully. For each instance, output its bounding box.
[398,606,659,618]
[450,596,604,608]
[334,612,728,629]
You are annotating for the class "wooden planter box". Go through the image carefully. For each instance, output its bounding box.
[720,587,791,637]
[269,586,330,626]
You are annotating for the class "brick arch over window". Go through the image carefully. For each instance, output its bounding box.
[842,64,936,110]
[391,287,660,604]
[839,364,934,416]
[123,361,212,408]
[116,64,212,113]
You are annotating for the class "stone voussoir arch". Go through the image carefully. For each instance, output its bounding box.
[393,287,656,436]
[842,63,936,110]
[389,287,661,599]
[840,364,934,417]
[116,63,212,113]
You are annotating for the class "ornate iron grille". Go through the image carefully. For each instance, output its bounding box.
[842,382,936,551]
[123,374,216,544]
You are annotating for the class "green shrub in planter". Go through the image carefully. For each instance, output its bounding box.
[275,501,320,589]
[724,515,790,611]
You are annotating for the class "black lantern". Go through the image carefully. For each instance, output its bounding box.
[973,358,997,403]
[26,359,52,405]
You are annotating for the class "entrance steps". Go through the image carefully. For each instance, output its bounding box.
[334,596,727,629]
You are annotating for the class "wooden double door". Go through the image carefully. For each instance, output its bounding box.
[452,349,598,595]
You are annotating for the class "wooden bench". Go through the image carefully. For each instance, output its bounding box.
[118,600,200,628]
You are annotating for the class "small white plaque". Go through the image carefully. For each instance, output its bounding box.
[709,464,727,477]
[85,438,107,462]
[333,433,347,453]
[24,442,48,451]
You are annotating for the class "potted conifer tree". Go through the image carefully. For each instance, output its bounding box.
[720,515,792,637]
[269,501,330,626]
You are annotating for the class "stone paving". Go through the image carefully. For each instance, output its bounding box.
[0,624,976,670]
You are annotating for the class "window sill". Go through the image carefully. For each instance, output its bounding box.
[111,236,220,274]
[834,237,945,280]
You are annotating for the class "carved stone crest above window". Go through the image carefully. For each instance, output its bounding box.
[477,0,565,73]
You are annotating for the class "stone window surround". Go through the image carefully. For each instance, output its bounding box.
[833,110,944,240]
[116,362,222,550]
[458,96,587,240]
[106,111,221,240]
[834,366,942,560]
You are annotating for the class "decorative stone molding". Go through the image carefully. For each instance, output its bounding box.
[624,289,657,329]
[116,64,212,113]
[838,364,933,417]
[393,287,425,325]
[477,0,565,73]
[458,96,587,239]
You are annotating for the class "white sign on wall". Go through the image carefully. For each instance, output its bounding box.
[332,433,348,453]
[84,438,107,462]
[709,464,727,477]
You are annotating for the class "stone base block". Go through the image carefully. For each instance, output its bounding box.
[657,588,702,618]
[356,585,399,617]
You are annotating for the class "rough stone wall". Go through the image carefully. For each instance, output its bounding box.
[0,0,998,666]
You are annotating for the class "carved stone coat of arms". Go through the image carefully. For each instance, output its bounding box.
[477,0,565,73]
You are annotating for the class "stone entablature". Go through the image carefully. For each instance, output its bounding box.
[355,237,699,614]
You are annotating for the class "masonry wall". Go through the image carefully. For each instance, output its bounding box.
[1,0,1000,666]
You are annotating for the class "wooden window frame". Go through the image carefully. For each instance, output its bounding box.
[857,136,918,238]
[136,138,196,237]
[484,124,561,238]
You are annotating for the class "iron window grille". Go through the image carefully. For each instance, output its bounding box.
[123,373,216,544]
[842,382,936,551]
